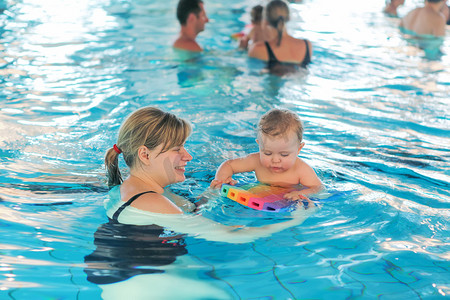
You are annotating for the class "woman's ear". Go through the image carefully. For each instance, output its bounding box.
[137,145,151,165]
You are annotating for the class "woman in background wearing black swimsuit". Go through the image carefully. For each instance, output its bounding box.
[248,0,312,76]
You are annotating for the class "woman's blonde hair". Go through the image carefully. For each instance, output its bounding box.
[105,107,191,187]
[266,0,290,46]
[258,108,303,142]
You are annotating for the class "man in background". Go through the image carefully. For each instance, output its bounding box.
[173,0,209,52]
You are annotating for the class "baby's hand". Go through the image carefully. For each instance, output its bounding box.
[283,191,308,201]
[283,191,313,209]
[210,178,237,189]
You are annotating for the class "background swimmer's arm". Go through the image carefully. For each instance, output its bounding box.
[239,35,250,50]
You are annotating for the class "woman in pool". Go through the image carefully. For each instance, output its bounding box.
[103,106,314,240]
[86,106,316,297]
[248,0,312,75]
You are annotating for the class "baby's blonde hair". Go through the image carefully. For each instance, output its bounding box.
[105,107,191,187]
[258,108,303,142]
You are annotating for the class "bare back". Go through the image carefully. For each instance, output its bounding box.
[249,34,311,64]
[401,6,446,36]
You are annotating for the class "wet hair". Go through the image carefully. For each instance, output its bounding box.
[176,0,203,25]
[426,0,444,3]
[105,107,192,187]
[258,108,303,142]
[251,5,263,24]
[265,0,290,46]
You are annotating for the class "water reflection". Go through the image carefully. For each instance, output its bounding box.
[84,221,187,284]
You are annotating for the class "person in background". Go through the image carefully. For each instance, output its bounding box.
[248,0,312,75]
[400,0,446,36]
[238,5,265,50]
[211,108,322,201]
[383,0,405,17]
[173,0,209,52]
[440,0,450,24]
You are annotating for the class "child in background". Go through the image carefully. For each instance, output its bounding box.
[238,5,265,50]
[383,0,405,17]
[211,108,322,201]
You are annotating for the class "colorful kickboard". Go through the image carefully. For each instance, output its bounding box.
[220,183,298,212]
[231,24,253,40]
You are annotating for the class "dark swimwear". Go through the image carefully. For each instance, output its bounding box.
[265,39,311,75]
[84,191,187,284]
[111,190,155,222]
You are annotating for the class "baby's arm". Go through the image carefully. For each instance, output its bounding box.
[284,159,323,201]
[210,153,259,189]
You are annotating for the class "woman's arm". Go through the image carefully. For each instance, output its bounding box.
[164,188,196,213]
[127,203,317,244]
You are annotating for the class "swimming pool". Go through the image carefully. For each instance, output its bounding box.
[0,0,449,298]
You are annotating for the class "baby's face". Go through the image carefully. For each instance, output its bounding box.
[257,131,303,174]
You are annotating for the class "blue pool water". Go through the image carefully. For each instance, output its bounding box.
[0,0,449,299]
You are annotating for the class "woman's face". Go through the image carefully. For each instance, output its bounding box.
[147,143,193,187]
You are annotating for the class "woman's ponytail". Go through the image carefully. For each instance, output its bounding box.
[266,0,289,47]
[275,16,284,46]
[105,147,123,188]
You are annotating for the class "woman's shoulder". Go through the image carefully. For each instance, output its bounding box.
[130,192,183,214]
[288,37,312,62]
[290,36,310,47]
[112,181,183,215]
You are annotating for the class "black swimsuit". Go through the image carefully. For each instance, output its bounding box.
[111,190,155,222]
[84,191,187,285]
[265,39,311,75]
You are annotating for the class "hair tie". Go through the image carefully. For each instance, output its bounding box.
[113,144,122,154]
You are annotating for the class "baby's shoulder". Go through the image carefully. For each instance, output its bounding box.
[243,152,262,165]
[295,157,313,169]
